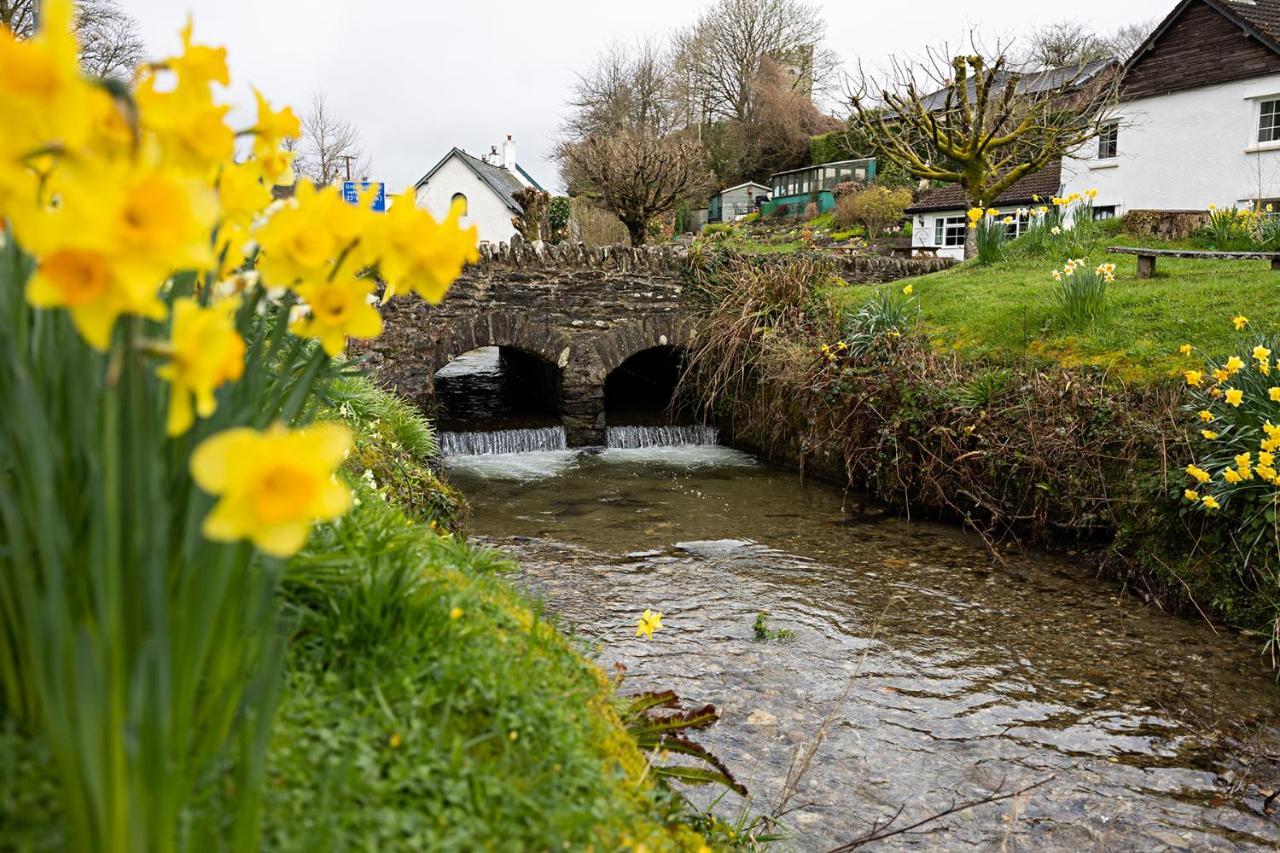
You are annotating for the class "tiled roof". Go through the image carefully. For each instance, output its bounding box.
[905,161,1063,213]
[1218,0,1280,50]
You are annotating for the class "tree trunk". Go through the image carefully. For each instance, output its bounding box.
[964,225,977,260]
[625,219,647,247]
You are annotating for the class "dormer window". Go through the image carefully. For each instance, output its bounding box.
[1259,99,1280,143]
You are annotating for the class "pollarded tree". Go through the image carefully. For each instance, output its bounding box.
[848,48,1118,223]
[558,130,713,247]
[2,0,143,79]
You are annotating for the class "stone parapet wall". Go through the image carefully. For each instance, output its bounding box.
[834,255,956,283]
[476,237,684,274]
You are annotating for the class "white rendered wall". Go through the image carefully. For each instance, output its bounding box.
[415,156,518,246]
[1062,74,1280,214]
[911,206,1035,261]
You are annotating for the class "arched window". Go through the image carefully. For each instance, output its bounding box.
[451,192,468,216]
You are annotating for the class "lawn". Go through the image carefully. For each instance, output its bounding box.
[831,236,1280,383]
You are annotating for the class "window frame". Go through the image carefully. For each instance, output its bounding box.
[1097,122,1119,160]
[451,192,469,216]
[934,215,967,248]
[1259,98,1280,144]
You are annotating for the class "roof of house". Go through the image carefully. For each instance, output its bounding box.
[770,158,875,179]
[413,148,543,214]
[1130,0,1280,63]
[905,161,1063,214]
[718,181,772,194]
[888,60,1116,119]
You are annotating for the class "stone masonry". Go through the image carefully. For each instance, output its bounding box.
[360,238,692,446]
[358,238,955,447]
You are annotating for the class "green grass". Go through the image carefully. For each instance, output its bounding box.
[831,236,1280,383]
[0,380,717,851]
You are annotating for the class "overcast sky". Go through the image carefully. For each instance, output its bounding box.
[121,0,1173,192]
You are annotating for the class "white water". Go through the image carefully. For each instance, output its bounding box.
[605,424,719,449]
[439,427,567,456]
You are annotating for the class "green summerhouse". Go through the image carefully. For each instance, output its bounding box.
[761,158,877,217]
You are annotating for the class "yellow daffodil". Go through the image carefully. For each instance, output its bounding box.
[1254,345,1272,362]
[1184,489,1200,501]
[24,246,166,350]
[449,607,463,620]
[1050,226,1062,236]
[986,208,998,217]
[1085,189,1098,199]
[1198,410,1214,422]
[1184,370,1204,387]
[291,273,384,357]
[156,297,246,435]
[1179,344,1194,357]
[902,284,913,295]
[966,207,984,222]
[636,608,663,639]
[0,0,93,168]
[190,421,353,557]
[1186,464,1212,484]
[1233,315,1249,331]
[1225,388,1244,407]
[1261,451,1276,467]
[1201,430,1219,440]
[1236,452,1253,472]
[370,191,479,303]
[1225,356,1245,374]
[1224,468,1243,484]
[1201,495,1221,510]
[1270,387,1280,402]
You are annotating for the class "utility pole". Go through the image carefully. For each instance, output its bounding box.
[341,155,354,182]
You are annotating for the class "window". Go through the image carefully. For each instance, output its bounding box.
[1259,99,1280,143]
[451,192,468,216]
[1093,205,1117,221]
[1003,211,1031,240]
[1097,123,1118,159]
[934,215,967,247]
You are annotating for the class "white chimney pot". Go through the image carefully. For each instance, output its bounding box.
[502,134,516,170]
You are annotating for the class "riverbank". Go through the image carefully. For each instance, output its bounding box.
[0,378,721,850]
[681,245,1280,652]
[445,441,1280,849]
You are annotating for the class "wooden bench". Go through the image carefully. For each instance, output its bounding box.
[888,245,941,259]
[1108,246,1280,279]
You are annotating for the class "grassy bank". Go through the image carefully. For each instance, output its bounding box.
[1,377,718,850]
[682,245,1280,654]
[830,238,1280,383]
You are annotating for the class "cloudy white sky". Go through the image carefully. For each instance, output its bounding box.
[121,0,1174,192]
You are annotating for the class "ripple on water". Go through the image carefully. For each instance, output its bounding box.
[449,448,1280,851]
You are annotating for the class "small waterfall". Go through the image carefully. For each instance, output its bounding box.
[606,425,719,449]
[440,427,567,456]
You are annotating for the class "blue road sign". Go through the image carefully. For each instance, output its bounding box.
[342,181,386,212]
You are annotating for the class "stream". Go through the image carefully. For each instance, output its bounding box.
[438,349,1280,851]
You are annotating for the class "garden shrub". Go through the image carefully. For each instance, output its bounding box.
[838,185,912,236]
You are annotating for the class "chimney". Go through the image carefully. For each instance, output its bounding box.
[502,134,516,171]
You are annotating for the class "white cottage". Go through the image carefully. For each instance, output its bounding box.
[1061,0,1280,214]
[414,136,544,245]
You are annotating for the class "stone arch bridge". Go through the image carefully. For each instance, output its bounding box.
[359,239,953,447]
[361,240,693,446]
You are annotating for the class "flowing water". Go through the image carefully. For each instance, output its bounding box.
[445,447,1280,851]
[435,347,1280,850]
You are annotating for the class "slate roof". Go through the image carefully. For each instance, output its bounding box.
[905,161,1063,213]
[414,148,543,214]
[900,60,1116,117]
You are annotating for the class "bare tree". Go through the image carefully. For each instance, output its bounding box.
[1107,19,1157,62]
[672,0,839,124]
[1021,19,1112,69]
[849,45,1118,252]
[558,130,713,246]
[1022,17,1159,69]
[294,92,371,185]
[565,38,675,138]
[717,56,840,183]
[2,0,143,79]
